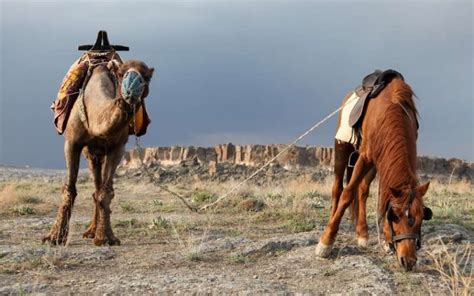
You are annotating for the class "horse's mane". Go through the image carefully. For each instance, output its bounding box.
[374,79,421,213]
[389,78,418,118]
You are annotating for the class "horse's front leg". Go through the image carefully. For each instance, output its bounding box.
[93,146,124,246]
[356,168,376,248]
[43,140,81,245]
[315,154,373,257]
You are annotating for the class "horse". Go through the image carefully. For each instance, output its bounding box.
[43,59,154,246]
[315,78,432,271]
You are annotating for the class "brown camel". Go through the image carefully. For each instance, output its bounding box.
[43,60,154,246]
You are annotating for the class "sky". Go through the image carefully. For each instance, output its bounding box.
[0,0,472,169]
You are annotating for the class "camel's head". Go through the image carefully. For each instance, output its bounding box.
[117,60,154,106]
[383,182,432,271]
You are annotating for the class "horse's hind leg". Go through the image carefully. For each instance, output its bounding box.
[331,140,354,218]
[43,141,81,245]
[93,146,124,246]
[316,154,373,257]
[356,167,376,248]
[83,152,102,239]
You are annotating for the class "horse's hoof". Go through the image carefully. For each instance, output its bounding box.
[315,241,332,258]
[357,237,369,248]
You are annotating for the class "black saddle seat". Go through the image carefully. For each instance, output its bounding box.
[349,69,404,127]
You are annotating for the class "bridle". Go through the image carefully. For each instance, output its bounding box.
[383,190,423,252]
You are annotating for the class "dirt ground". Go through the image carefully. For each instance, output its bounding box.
[0,165,472,295]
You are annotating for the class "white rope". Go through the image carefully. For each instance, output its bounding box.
[200,94,359,211]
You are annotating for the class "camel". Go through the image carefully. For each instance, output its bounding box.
[43,59,154,246]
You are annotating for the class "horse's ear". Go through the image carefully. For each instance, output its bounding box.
[423,207,433,221]
[389,187,403,198]
[417,182,430,197]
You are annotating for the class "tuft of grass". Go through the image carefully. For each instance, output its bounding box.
[11,205,35,215]
[152,199,163,207]
[148,216,171,230]
[238,198,266,212]
[229,254,252,264]
[285,216,317,233]
[186,252,204,262]
[114,218,139,228]
[192,191,217,204]
[119,202,135,213]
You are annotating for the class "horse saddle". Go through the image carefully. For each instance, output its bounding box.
[349,69,404,127]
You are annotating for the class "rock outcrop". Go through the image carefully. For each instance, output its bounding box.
[122,144,335,170]
[121,144,472,180]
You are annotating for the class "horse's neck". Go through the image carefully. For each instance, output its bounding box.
[375,107,418,190]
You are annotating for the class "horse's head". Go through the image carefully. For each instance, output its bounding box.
[117,60,154,107]
[384,182,432,271]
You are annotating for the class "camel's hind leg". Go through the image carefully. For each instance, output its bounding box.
[43,140,81,245]
[316,154,374,257]
[93,146,124,246]
[83,151,103,239]
[356,167,376,248]
[330,140,355,218]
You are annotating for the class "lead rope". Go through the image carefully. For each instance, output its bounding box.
[375,185,383,248]
[200,94,360,211]
[132,105,197,212]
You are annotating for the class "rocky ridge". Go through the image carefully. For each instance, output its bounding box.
[121,143,473,181]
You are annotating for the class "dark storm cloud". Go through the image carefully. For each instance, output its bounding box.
[0,1,472,168]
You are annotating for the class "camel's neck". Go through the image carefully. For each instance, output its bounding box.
[82,66,130,137]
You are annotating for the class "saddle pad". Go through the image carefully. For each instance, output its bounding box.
[335,92,360,145]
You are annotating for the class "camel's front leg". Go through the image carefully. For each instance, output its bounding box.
[43,141,81,245]
[93,146,124,246]
[83,153,103,239]
[315,154,373,257]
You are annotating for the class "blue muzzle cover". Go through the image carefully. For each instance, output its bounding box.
[121,70,145,100]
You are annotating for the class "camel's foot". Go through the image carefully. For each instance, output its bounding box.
[42,228,68,245]
[93,232,121,246]
[315,241,332,258]
[357,237,369,248]
[82,224,96,239]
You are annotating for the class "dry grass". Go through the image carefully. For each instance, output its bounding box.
[0,182,53,215]
[427,239,472,296]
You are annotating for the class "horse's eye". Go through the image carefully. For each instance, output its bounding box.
[407,216,414,226]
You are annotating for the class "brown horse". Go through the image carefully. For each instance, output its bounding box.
[43,60,154,246]
[315,78,432,271]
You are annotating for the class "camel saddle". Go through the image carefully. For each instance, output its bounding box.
[52,31,150,136]
[349,69,404,127]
